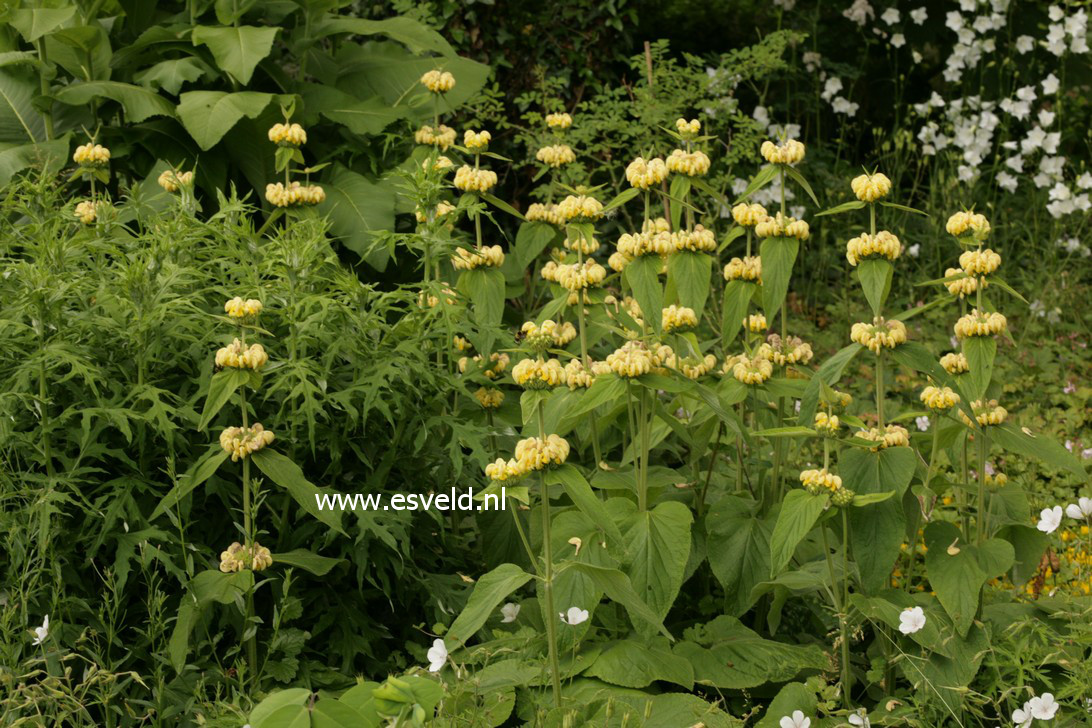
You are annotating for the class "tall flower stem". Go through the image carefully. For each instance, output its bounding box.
[876,352,885,428]
[840,507,852,706]
[976,429,989,544]
[536,401,562,706]
[907,423,941,590]
[239,329,258,688]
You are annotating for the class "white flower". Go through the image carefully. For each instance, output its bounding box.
[907,243,920,257]
[1016,85,1038,102]
[844,0,875,26]
[779,710,811,728]
[958,0,975,11]
[1077,172,1092,189]
[848,711,872,727]
[1049,6,1064,22]
[911,7,928,24]
[822,76,844,101]
[1038,506,1064,534]
[500,602,520,623]
[1038,109,1057,126]
[1013,702,1033,728]
[560,606,589,625]
[1029,693,1060,720]
[1042,73,1061,94]
[891,33,906,47]
[1066,497,1092,519]
[946,11,964,32]
[997,171,1018,192]
[1016,35,1035,53]
[898,606,926,634]
[427,638,448,672]
[32,615,49,646]
[832,97,859,116]
[915,415,931,431]
[881,7,900,24]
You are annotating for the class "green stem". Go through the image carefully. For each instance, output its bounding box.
[876,351,885,428]
[698,422,722,517]
[536,402,562,707]
[637,387,650,512]
[35,40,54,140]
[976,429,989,545]
[841,507,852,706]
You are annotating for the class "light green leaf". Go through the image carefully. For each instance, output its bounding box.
[721,279,756,349]
[961,335,995,401]
[843,446,916,593]
[815,199,866,217]
[447,563,533,645]
[623,501,692,634]
[192,25,279,85]
[587,638,694,689]
[133,58,207,95]
[880,200,928,216]
[756,682,817,728]
[565,563,672,639]
[668,175,691,231]
[667,251,712,318]
[150,447,230,520]
[705,495,771,616]
[546,464,624,546]
[176,90,275,149]
[0,136,68,185]
[251,449,346,535]
[733,164,778,203]
[272,549,342,576]
[770,490,828,576]
[851,491,895,506]
[318,164,396,269]
[782,165,819,206]
[759,236,799,323]
[312,16,456,55]
[198,368,250,432]
[856,258,893,317]
[249,689,312,727]
[9,7,76,43]
[798,343,861,425]
[924,522,1013,636]
[990,423,1086,478]
[603,187,640,211]
[514,220,559,268]
[457,266,505,350]
[624,255,663,335]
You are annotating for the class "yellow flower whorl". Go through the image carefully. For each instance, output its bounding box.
[755,212,810,240]
[554,260,607,291]
[458,352,509,379]
[527,203,563,226]
[944,268,979,298]
[224,297,263,319]
[814,412,841,435]
[850,316,907,353]
[945,210,990,239]
[415,125,457,150]
[674,225,716,252]
[954,309,1007,338]
[850,172,892,202]
[219,424,275,461]
[800,468,842,493]
[215,339,269,371]
[960,399,1008,427]
[451,245,505,270]
[557,194,603,222]
[536,144,576,168]
[724,255,762,282]
[676,117,701,138]
[266,181,325,207]
[940,351,970,374]
[453,165,498,192]
[158,169,195,192]
[420,69,456,93]
[662,304,698,333]
[666,148,710,177]
[731,202,768,227]
[846,231,902,265]
[730,351,774,385]
[625,157,669,189]
[268,122,307,146]
[512,357,566,390]
[474,387,505,409]
[767,333,814,366]
[73,143,110,166]
[463,129,491,153]
[959,248,1002,277]
[744,313,767,333]
[74,199,102,224]
[545,112,573,129]
[760,139,805,165]
[607,341,656,378]
[920,385,960,410]
[858,424,910,450]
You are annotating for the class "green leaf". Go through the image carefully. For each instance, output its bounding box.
[191,25,279,85]
[990,423,1086,478]
[843,446,916,593]
[995,525,1049,584]
[623,502,692,634]
[752,426,816,438]
[668,175,691,231]
[513,221,559,269]
[721,279,756,349]
[924,522,1013,636]
[318,164,396,269]
[782,165,819,206]
[733,164,778,203]
[198,368,250,432]
[667,251,712,318]
[9,7,76,43]
[856,258,893,318]
[815,199,866,217]
[756,682,817,728]
[447,563,533,645]
[0,67,48,143]
[562,374,625,424]
[480,191,524,220]
[546,464,624,546]
[603,187,640,211]
[705,496,772,616]
[0,136,69,185]
[192,568,254,605]
[168,599,198,673]
[769,490,828,577]
[565,563,672,639]
[176,90,275,150]
[986,276,1029,304]
[759,236,799,323]
[587,638,694,689]
[623,255,663,335]
[150,447,230,520]
[799,343,862,425]
[961,335,995,401]
[132,58,207,95]
[249,689,312,727]
[272,549,342,576]
[251,450,346,535]
[312,700,370,728]
[880,200,929,216]
[312,16,456,55]
[298,82,405,135]
[457,266,505,350]
[851,491,895,506]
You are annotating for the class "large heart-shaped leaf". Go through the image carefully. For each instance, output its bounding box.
[623,501,692,633]
[192,25,280,84]
[317,164,396,268]
[667,250,712,318]
[623,254,663,335]
[857,258,893,317]
[769,489,829,577]
[843,446,916,593]
[177,90,275,149]
[705,495,772,616]
[448,563,533,645]
[924,522,1013,636]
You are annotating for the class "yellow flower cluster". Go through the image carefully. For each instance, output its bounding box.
[458,352,509,379]
[265,181,325,207]
[545,112,573,129]
[954,309,1007,338]
[940,351,969,374]
[920,385,960,410]
[555,260,607,291]
[674,225,716,252]
[219,424,275,461]
[415,200,456,224]
[415,125,457,150]
[945,210,990,239]
[563,233,599,255]
[607,341,656,377]
[158,169,195,192]
[845,231,902,265]
[520,319,576,350]
[731,203,768,227]
[625,156,669,189]
[858,424,910,450]
[666,149,710,176]
[453,165,498,192]
[766,333,814,366]
[676,118,701,137]
[760,139,806,165]
[425,155,453,172]
[729,351,774,385]
[960,399,1007,427]
[420,286,458,308]
[463,130,491,152]
[215,339,269,371]
[821,390,854,412]
[850,316,908,353]
[814,412,841,435]
[517,434,571,470]
[474,387,505,409]
[219,541,273,573]
[959,248,1001,276]
[944,268,979,298]
[453,335,472,352]
[662,304,698,333]
[536,144,575,168]
[616,228,674,259]
[564,359,608,389]
[676,354,717,380]
[850,172,892,202]
[73,143,110,166]
[452,245,505,270]
[526,203,563,225]
[75,199,102,224]
[268,122,307,146]
[724,255,762,282]
[744,313,767,333]
[800,468,842,493]
[755,212,810,240]
[557,194,603,222]
[420,69,455,93]
[512,357,566,390]
[225,297,263,319]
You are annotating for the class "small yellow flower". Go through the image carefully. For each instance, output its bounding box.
[453,165,498,192]
[158,169,195,192]
[944,268,979,298]
[760,139,805,165]
[415,200,457,224]
[850,316,907,353]
[219,542,247,573]
[814,412,841,435]
[458,352,509,379]
[755,212,810,240]
[724,255,762,282]
[960,399,1008,427]
[744,313,767,333]
[954,309,1007,338]
[265,181,325,207]
[545,112,573,129]
[73,142,110,166]
[556,194,603,222]
[536,144,576,168]
[675,117,701,138]
[766,333,813,366]
[512,357,566,390]
[607,341,656,378]
[800,468,842,494]
[451,245,505,270]
[674,225,717,252]
[224,297,263,319]
[474,387,505,409]
[729,351,774,385]
[414,124,457,150]
[666,148,710,176]
[662,304,698,333]
[959,248,1001,276]
[564,359,598,389]
[554,260,606,291]
[526,203,563,226]
[74,199,101,224]
[215,339,269,371]
[463,129,492,153]
[625,156,669,189]
[850,172,892,202]
[858,424,910,450]
[268,122,307,146]
[251,543,273,571]
[562,233,600,255]
[920,385,960,410]
[514,434,570,471]
[945,210,990,239]
[731,202,768,227]
[485,457,523,482]
[940,351,970,374]
[219,424,275,461]
[845,231,901,265]
[420,69,456,93]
